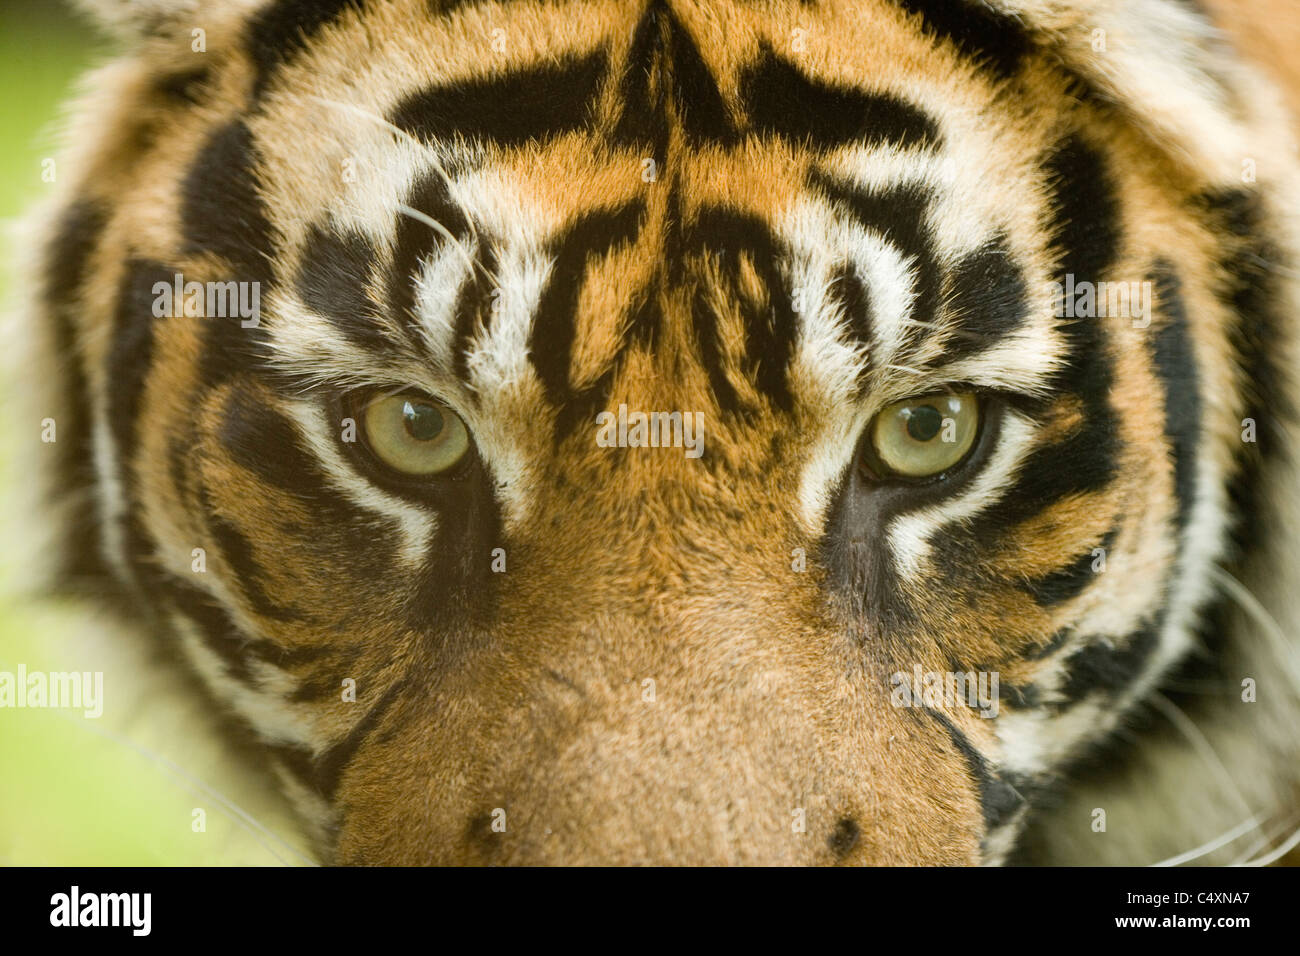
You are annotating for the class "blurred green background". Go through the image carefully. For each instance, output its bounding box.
[0,0,311,865]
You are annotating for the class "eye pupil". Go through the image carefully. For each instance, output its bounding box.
[402,401,444,441]
[905,405,943,442]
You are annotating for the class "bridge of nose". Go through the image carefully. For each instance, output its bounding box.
[457,400,986,863]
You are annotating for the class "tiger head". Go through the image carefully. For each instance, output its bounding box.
[26,0,1300,864]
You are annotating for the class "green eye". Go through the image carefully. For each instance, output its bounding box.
[866,392,980,479]
[361,392,470,476]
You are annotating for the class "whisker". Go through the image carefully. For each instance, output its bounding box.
[303,95,479,237]
[56,710,317,866]
[1148,814,1262,866]
[1148,692,1256,818]
[1231,810,1300,865]
[895,318,946,332]
[394,203,479,279]
[304,94,501,289]
[1238,818,1300,866]
[1209,566,1300,691]
[885,363,926,377]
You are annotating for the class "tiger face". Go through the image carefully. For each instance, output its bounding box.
[28,0,1300,864]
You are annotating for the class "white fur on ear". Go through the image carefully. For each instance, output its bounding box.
[994,0,1289,183]
[71,0,206,40]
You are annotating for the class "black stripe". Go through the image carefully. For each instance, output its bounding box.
[182,121,275,284]
[691,284,743,417]
[663,185,742,416]
[107,260,169,499]
[305,679,410,800]
[623,282,660,350]
[1027,627,1071,660]
[42,200,110,587]
[217,385,317,493]
[741,47,940,151]
[167,434,194,515]
[1031,131,1123,473]
[941,236,1029,361]
[935,138,1122,553]
[180,121,276,387]
[156,67,210,105]
[387,171,472,344]
[998,683,1042,708]
[392,51,608,148]
[104,270,172,597]
[160,576,285,684]
[611,0,670,153]
[1057,618,1162,707]
[960,366,1117,536]
[664,6,737,146]
[1193,188,1291,559]
[809,172,940,359]
[1043,134,1121,287]
[199,485,303,622]
[287,645,368,702]
[1022,527,1118,606]
[528,200,646,421]
[1149,263,1201,537]
[554,365,619,448]
[297,224,390,354]
[612,2,737,151]
[892,0,1031,81]
[831,264,871,352]
[687,206,798,412]
[246,0,366,99]
[213,387,400,577]
[924,708,1025,833]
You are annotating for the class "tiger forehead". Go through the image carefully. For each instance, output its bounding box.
[262,0,1052,419]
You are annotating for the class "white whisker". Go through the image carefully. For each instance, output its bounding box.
[885,363,926,377]
[1209,566,1300,690]
[1149,814,1261,866]
[1238,818,1300,866]
[304,94,500,288]
[58,711,317,866]
[303,95,477,235]
[895,318,945,332]
[1231,811,1300,865]
[1148,692,1255,818]
[395,203,479,278]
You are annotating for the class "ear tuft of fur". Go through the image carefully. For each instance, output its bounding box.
[998,0,1293,184]
[71,0,205,41]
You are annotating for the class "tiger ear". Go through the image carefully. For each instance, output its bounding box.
[999,0,1290,183]
[70,0,204,41]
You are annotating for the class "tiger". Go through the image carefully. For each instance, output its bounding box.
[13,0,1300,866]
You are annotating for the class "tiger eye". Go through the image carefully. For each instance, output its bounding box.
[361,392,470,476]
[867,392,980,479]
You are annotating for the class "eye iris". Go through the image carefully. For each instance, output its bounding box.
[866,391,981,480]
[403,401,444,442]
[357,391,471,477]
[905,405,943,442]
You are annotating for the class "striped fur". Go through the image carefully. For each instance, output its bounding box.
[17,0,1300,863]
